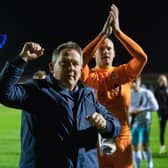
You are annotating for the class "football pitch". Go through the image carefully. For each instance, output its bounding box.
[0,105,168,168]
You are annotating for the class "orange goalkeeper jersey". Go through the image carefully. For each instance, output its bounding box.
[82,31,148,151]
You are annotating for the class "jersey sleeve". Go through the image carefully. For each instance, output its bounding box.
[81,34,106,82]
[115,31,148,79]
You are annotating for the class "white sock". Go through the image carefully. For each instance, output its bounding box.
[143,150,153,168]
[160,145,166,151]
[133,151,142,168]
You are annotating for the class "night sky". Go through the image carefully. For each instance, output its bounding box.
[0,0,167,77]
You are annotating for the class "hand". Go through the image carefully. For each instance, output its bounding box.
[101,11,113,37]
[110,4,120,35]
[19,42,44,62]
[131,108,139,115]
[86,112,107,130]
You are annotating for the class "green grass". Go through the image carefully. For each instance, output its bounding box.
[0,106,168,167]
[142,111,168,167]
[0,106,21,168]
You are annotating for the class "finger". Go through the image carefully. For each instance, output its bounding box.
[112,4,118,12]
[34,43,42,51]
[93,114,104,125]
[109,11,115,19]
[31,42,36,50]
[107,26,112,36]
[94,115,101,123]
[28,42,37,53]
[86,115,97,126]
[85,115,93,123]
[110,3,114,9]
[111,4,119,17]
[37,48,45,56]
[109,13,113,23]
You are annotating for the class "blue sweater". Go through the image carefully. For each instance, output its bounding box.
[0,58,121,168]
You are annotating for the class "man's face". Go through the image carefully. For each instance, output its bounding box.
[95,38,115,68]
[158,76,167,86]
[50,49,82,90]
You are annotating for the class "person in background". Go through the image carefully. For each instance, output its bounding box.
[130,76,159,168]
[81,3,148,168]
[0,41,121,168]
[33,70,47,79]
[154,74,168,153]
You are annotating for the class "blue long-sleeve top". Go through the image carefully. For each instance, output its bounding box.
[0,57,121,168]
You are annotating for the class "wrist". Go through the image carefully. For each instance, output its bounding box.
[20,55,29,63]
[113,29,121,37]
[100,31,109,38]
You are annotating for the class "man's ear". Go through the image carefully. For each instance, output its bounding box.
[49,62,54,74]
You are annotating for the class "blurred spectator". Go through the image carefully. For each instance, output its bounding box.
[33,70,47,79]
[130,76,159,168]
[154,74,168,153]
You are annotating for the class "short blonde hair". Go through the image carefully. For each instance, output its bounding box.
[158,74,168,86]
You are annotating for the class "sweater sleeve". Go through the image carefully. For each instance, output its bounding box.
[0,57,27,108]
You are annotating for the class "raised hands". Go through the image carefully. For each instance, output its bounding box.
[110,4,120,35]
[101,4,120,37]
[101,12,113,37]
[19,42,44,62]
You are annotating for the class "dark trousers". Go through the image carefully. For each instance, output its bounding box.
[159,116,168,145]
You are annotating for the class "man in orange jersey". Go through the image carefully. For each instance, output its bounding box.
[81,4,148,168]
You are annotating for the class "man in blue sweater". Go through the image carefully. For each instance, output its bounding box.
[0,41,121,168]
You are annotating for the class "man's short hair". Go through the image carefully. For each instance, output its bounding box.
[52,41,83,64]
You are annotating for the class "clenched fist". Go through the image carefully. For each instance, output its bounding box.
[86,112,107,130]
[20,42,45,62]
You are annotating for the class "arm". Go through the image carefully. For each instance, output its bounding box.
[139,90,159,112]
[81,11,113,82]
[115,31,148,78]
[81,35,105,82]
[82,34,105,66]
[83,11,113,66]
[130,89,159,114]
[111,4,148,79]
[0,42,44,108]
